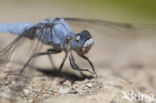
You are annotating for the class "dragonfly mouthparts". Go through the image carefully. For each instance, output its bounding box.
[83,38,94,48]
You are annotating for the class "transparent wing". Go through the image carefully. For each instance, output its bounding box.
[64,17,156,37]
[0,24,51,73]
[0,34,23,72]
[0,33,33,73]
[64,17,156,67]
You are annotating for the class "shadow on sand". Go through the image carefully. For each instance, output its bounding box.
[35,67,94,84]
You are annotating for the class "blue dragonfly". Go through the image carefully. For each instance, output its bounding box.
[0,17,96,77]
[0,17,156,77]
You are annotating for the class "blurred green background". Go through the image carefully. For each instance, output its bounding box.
[0,0,156,24]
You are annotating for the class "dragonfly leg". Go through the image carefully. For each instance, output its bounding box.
[7,49,61,76]
[47,49,68,72]
[47,49,58,70]
[69,53,95,75]
[48,54,56,69]
[78,54,97,76]
[57,52,68,86]
[58,52,68,72]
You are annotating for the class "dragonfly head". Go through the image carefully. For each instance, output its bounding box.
[71,30,94,54]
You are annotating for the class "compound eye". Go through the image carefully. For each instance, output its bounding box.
[86,35,89,39]
[76,35,80,42]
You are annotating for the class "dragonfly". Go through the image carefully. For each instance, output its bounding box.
[0,17,156,78]
[0,17,97,77]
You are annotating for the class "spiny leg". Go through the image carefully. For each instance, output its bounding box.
[48,54,56,69]
[47,49,68,72]
[58,52,68,72]
[47,49,57,69]
[78,54,96,76]
[7,49,61,76]
[69,53,94,74]
[57,52,70,86]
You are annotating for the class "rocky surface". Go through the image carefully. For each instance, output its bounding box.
[0,65,155,103]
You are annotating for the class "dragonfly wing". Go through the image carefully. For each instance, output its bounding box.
[0,34,28,72]
[0,24,40,73]
[64,17,156,36]
[64,17,156,67]
[0,21,58,73]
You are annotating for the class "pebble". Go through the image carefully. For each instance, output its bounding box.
[23,89,30,95]
[58,87,69,94]
[68,89,78,94]
[73,84,79,88]
[29,99,34,103]
[86,83,92,88]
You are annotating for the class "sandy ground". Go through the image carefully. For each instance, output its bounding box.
[0,18,156,103]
